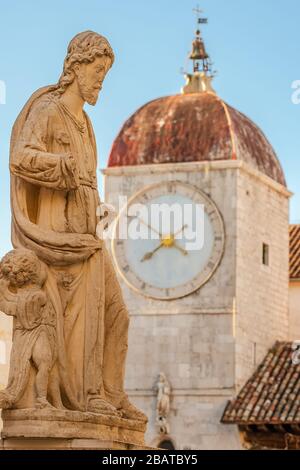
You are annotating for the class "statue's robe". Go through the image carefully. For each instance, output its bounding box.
[9,86,130,411]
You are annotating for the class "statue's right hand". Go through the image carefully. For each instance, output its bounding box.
[63,153,77,173]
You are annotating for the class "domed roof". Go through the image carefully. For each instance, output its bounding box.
[108,92,286,187]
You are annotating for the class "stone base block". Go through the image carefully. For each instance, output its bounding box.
[0,438,149,450]
[1,409,148,450]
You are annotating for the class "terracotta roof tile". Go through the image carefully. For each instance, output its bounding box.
[221,342,300,425]
[290,225,300,280]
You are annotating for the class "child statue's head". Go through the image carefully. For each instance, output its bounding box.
[0,249,46,289]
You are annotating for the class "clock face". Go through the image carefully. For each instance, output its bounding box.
[112,181,225,300]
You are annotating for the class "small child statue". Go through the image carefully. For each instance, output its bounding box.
[0,249,57,410]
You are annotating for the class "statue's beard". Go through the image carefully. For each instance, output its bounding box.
[78,76,101,106]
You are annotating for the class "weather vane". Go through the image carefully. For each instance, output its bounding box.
[193,5,208,25]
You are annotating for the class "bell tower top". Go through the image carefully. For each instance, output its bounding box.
[182,5,216,94]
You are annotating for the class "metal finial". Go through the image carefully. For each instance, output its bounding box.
[181,5,216,95]
[190,5,210,73]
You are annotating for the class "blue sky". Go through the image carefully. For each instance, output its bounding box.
[0,0,300,257]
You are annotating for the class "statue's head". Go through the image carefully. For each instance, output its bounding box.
[58,31,115,106]
[0,249,47,289]
[159,372,166,383]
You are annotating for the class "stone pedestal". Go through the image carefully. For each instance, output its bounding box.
[0,438,149,450]
[1,409,147,450]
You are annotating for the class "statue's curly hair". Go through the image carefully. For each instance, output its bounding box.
[0,249,46,288]
[57,31,115,94]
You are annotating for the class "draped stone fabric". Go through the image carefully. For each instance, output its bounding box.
[9,86,130,411]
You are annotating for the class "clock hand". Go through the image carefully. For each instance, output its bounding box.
[140,225,189,262]
[137,217,162,238]
[173,224,188,238]
[173,243,188,256]
[141,242,164,262]
[137,219,188,240]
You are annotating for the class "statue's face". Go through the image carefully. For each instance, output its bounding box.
[74,55,112,106]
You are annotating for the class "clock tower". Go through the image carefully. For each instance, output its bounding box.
[102,16,290,450]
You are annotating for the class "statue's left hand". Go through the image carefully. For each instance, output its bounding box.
[96,203,117,240]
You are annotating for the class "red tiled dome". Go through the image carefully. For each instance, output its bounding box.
[108,92,286,187]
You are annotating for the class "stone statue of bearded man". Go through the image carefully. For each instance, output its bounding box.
[8,31,146,422]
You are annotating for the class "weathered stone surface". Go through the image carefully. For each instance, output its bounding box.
[103,160,290,449]
[0,438,151,450]
[0,30,147,447]
[1,409,146,446]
